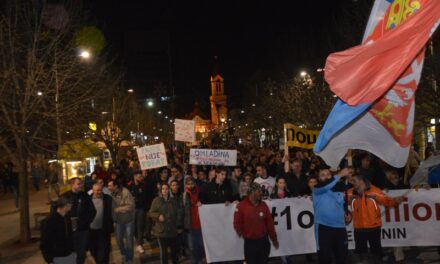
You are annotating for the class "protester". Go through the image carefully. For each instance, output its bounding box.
[84,172,97,192]
[144,169,159,242]
[270,177,291,199]
[40,195,75,264]
[304,176,318,196]
[64,177,96,264]
[283,156,308,197]
[234,183,279,264]
[87,178,110,196]
[127,170,148,254]
[169,164,185,191]
[170,179,188,258]
[239,172,254,199]
[148,183,184,264]
[196,169,207,187]
[45,162,60,203]
[312,167,351,264]
[230,166,243,200]
[31,161,43,191]
[89,183,114,264]
[93,165,110,184]
[383,169,407,263]
[253,164,275,199]
[347,174,404,263]
[108,179,135,264]
[201,167,233,205]
[269,177,292,264]
[183,177,205,264]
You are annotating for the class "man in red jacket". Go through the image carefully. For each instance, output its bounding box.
[234,183,279,264]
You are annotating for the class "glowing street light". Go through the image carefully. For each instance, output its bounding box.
[300,71,307,77]
[240,110,245,114]
[147,101,154,107]
[37,91,43,96]
[127,89,134,93]
[157,110,162,115]
[79,50,91,59]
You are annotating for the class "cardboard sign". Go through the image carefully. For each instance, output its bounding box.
[189,149,237,166]
[284,123,320,149]
[174,119,196,142]
[136,143,168,170]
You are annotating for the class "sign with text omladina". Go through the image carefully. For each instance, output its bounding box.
[189,149,237,166]
[136,143,168,170]
[174,119,196,143]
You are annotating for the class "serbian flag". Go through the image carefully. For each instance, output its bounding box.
[314,0,440,168]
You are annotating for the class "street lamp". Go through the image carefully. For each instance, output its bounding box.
[300,71,307,77]
[127,89,134,93]
[157,110,162,115]
[79,50,91,59]
[37,91,43,96]
[240,110,245,114]
[147,101,154,107]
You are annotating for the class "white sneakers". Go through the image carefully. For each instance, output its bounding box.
[136,245,145,254]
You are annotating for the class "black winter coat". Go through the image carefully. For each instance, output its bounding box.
[64,190,96,231]
[200,180,233,204]
[40,212,73,263]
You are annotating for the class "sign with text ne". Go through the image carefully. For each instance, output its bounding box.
[174,119,196,142]
[284,123,320,149]
[189,149,237,166]
[136,143,168,170]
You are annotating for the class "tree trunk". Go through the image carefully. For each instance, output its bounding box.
[18,159,31,243]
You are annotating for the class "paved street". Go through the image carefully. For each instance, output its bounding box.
[0,185,440,264]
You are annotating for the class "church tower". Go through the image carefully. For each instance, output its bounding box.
[210,57,228,127]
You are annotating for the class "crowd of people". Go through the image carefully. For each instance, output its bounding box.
[36,145,439,264]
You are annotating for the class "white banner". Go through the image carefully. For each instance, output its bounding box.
[136,143,168,170]
[189,149,237,166]
[174,119,196,143]
[199,189,440,263]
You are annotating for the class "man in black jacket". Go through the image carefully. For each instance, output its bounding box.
[201,167,234,205]
[128,170,148,254]
[89,183,114,264]
[40,195,75,263]
[65,177,96,264]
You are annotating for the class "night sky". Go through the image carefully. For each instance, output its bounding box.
[91,0,374,116]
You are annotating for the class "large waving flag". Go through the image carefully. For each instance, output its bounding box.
[314,0,440,168]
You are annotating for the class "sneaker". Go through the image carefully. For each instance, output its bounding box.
[136,245,145,254]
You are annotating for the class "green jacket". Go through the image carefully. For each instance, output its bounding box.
[148,195,183,238]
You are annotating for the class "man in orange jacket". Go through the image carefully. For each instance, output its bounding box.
[347,174,404,263]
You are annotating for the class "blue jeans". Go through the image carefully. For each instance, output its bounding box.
[115,221,134,262]
[187,229,205,264]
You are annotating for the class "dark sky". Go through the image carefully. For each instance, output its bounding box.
[91,0,373,116]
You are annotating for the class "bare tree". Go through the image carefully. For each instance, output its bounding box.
[243,74,335,133]
[0,1,115,242]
